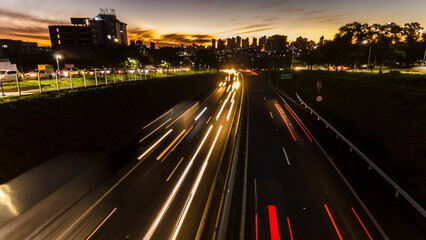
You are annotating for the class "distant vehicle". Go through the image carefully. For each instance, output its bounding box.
[25,69,53,79]
[127,68,137,74]
[116,68,125,74]
[0,70,22,82]
[89,68,102,76]
[37,64,54,73]
[59,68,80,77]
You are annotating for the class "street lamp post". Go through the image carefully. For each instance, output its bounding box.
[363,40,372,72]
[55,55,61,91]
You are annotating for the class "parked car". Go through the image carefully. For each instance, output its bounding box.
[89,68,102,76]
[116,68,125,74]
[0,70,22,82]
[59,68,80,78]
[127,68,137,74]
[25,69,53,79]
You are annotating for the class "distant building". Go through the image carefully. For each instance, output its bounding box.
[0,39,38,57]
[89,9,128,46]
[217,39,225,51]
[211,39,216,50]
[252,37,257,48]
[259,36,266,51]
[150,42,155,50]
[227,37,236,51]
[319,35,324,45]
[242,38,249,49]
[267,35,287,52]
[236,36,241,49]
[49,8,127,49]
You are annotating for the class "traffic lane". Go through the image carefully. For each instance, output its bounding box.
[263,75,384,240]
[275,86,426,239]
[29,78,229,239]
[146,83,242,239]
[83,76,238,239]
[171,84,243,239]
[83,85,233,238]
[268,77,385,240]
[245,75,382,240]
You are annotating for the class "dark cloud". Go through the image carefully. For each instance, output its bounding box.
[215,23,273,35]
[128,27,215,45]
[159,33,215,44]
[235,27,277,35]
[0,9,65,25]
[127,27,157,40]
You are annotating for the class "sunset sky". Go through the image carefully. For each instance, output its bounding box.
[1,0,425,46]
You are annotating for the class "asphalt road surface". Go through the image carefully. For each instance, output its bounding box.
[222,73,425,240]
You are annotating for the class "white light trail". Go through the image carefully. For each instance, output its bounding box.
[142,125,213,240]
[195,107,207,121]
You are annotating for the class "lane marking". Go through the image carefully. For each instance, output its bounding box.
[143,109,173,129]
[283,104,313,142]
[339,208,357,240]
[171,126,223,240]
[275,103,297,141]
[138,129,173,160]
[195,107,207,121]
[86,207,117,240]
[139,118,172,143]
[166,157,184,182]
[142,125,213,240]
[206,116,212,124]
[352,207,374,240]
[156,130,186,160]
[254,178,258,213]
[270,111,274,119]
[282,147,290,166]
[268,205,281,240]
[287,217,294,240]
[324,204,343,240]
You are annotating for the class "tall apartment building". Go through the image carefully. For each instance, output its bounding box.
[49,8,127,49]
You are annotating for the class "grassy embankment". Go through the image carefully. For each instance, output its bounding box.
[0,73,220,184]
[0,71,206,91]
[270,70,426,202]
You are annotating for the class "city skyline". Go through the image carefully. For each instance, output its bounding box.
[0,0,425,46]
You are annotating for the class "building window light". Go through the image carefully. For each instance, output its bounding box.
[2,45,8,48]
[107,35,111,39]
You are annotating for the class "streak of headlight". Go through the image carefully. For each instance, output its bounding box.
[216,91,232,120]
[139,118,172,143]
[171,125,222,240]
[142,109,173,129]
[195,107,207,121]
[156,130,186,160]
[142,125,213,240]
[137,129,173,160]
[227,100,235,121]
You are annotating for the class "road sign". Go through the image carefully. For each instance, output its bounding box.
[316,96,323,102]
[281,73,293,79]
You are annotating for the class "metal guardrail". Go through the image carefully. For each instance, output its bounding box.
[296,93,426,219]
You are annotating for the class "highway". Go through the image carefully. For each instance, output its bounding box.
[1,71,425,240]
[220,73,425,240]
[0,72,242,239]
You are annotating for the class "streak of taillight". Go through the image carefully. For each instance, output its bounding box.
[268,205,280,240]
[324,204,343,240]
[275,103,296,141]
[287,217,294,240]
[352,207,373,240]
[283,104,312,142]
